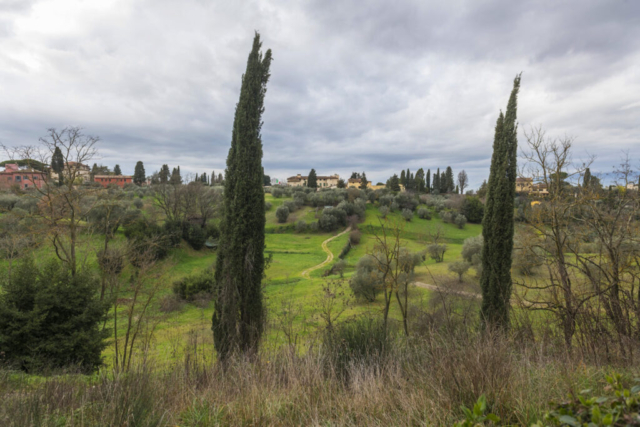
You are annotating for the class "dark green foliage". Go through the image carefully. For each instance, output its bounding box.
[114,164,122,175]
[394,193,419,211]
[51,146,64,186]
[263,174,270,186]
[173,270,215,301]
[480,74,521,329]
[338,242,352,259]
[462,197,485,223]
[185,223,207,250]
[539,374,640,426]
[359,172,368,190]
[307,169,318,188]
[319,213,338,231]
[159,164,170,183]
[213,33,272,361]
[432,168,440,194]
[337,179,346,188]
[387,174,401,192]
[445,166,455,193]
[124,218,172,262]
[415,168,425,193]
[400,170,406,186]
[426,169,431,193]
[133,161,145,185]
[170,167,182,185]
[0,257,109,373]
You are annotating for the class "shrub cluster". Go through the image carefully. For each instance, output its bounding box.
[172,270,215,301]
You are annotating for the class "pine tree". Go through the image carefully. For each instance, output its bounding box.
[337,179,346,189]
[114,164,122,175]
[426,169,431,194]
[133,161,145,185]
[359,172,368,190]
[170,167,182,185]
[213,33,272,362]
[51,146,65,186]
[307,169,318,188]
[480,74,521,329]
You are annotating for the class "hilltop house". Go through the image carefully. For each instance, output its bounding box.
[287,173,340,188]
[347,178,404,192]
[53,162,92,184]
[516,177,549,196]
[0,163,47,190]
[94,175,133,188]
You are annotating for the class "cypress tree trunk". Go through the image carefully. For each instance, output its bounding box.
[212,33,272,362]
[480,74,521,329]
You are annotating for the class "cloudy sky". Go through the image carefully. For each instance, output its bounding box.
[0,0,638,187]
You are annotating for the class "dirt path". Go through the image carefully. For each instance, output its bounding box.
[301,227,351,279]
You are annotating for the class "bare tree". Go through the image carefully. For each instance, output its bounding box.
[457,170,469,195]
[2,127,101,275]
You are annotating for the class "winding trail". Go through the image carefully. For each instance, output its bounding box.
[301,227,351,279]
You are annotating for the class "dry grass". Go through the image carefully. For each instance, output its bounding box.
[1,324,636,427]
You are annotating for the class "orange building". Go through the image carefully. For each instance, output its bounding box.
[94,175,133,188]
[0,163,47,190]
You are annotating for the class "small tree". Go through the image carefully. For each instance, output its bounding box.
[455,214,467,229]
[114,164,122,175]
[458,170,468,194]
[449,261,471,282]
[276,205,289,224]
[51,146,64,186]
[337,179,346,188]
[133,161,145,185]
[387,174,401,192]
[0,257,109,372]
[427,244,447,263]
[402,208,413,221]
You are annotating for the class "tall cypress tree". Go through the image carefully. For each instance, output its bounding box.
[51,146,64,186]
[415,168,425,193]
[212,33,272,361]
[444,166,453,193]
[426,169,431,194]
[359,171,368,190]
[583,167,591,188]
[307,168,318,188]
[400,170,406,186]
[159,165,170,183]
[480,74,521,329]
[433,168,440,194]
[133,161,145,185]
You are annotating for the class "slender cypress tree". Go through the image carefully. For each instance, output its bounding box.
[480,74,521,329]
[212,33,272,362]
[445,166,454,193]
[426,169,431,193]
[400,170,406,186]
[433,168,440,193]
[51,146,64,186]
[583,167,591,188]
[415,168,425,193]
[307,169,318,188]
[133,161,145,185]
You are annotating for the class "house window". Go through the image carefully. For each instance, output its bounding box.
[24,184,28,188]
[15,176,21,182]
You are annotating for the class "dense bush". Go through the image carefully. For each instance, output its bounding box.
[324,207,347,227]
[265,201,272,211]
[379,206,390,218]
[133,198,143,209]
[462,197,485,224]
[394,193,419,211]
[319,213,338,232]
[296,220,307,233]
[402,208,413,221]
[349,229,361,245]
[184,223,207,250]
[309,221,319,232]
[390,202,399,212]
[276,206,290,223]
[206,222,220,240]
[14,196,39,214]
[441,211,455,223]
[379,195,394,207]
[125,218,172,262]
[455,214,467,229]
[338,242,351,259]
[0,257,109,372]
[0,194,20,211]
[349,255,383,302]
[417,207,432,220]
[272,188,284,198]
[172,270,215,301]
[461,235,483,265]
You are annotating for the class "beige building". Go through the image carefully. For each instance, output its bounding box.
[347,178,404,192]
[287,173,340,188]
[53,162,92,183]
[516,177,549,196]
